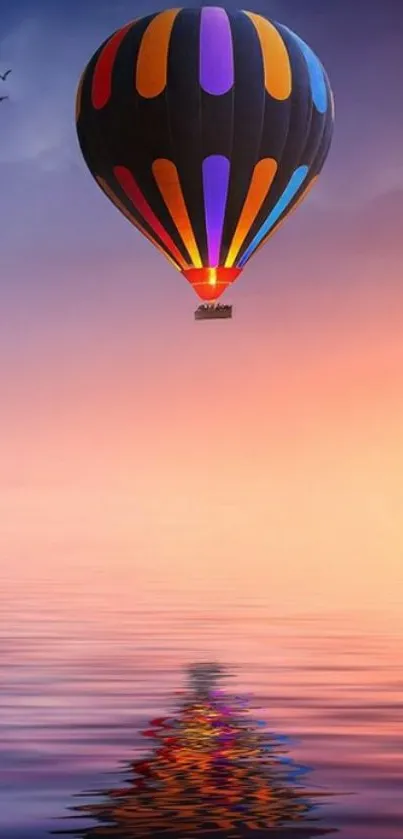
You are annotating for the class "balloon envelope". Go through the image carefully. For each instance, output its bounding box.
[76,8,334,302]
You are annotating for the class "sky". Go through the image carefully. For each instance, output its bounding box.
[0,0,402,614]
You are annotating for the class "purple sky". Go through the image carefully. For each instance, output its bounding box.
[1,0,402,313]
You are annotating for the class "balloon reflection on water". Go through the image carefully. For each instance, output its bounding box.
[55,662,336,838]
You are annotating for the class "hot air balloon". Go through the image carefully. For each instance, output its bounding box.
[76,7,334,320]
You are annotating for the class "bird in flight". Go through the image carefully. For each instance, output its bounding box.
[0,95,9,102]
[0,69,11,81]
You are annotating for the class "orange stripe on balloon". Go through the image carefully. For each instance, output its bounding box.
[252,175,318,260]
[113,165,188,269]
[244,12,291,100]
[92,22,135,109]
[96,176,181,271]
[225,158,277,267]
[136,9,180,98]
[152,159,202,268]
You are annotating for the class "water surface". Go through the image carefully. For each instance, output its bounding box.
[1,572,402,838]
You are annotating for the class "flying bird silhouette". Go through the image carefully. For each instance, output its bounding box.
[0,69,11,81]
[0,95,9,102]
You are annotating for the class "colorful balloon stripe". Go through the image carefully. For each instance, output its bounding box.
[136,9,181,98]
[238,165,309,267]
[152,159,202,267]
[203,155,230,267]
[91,22,135,110]
[225,158,277,267]
[114,166,188,269]
[199,7,234,95]
[244,12,291,101]
[283,26,328,113]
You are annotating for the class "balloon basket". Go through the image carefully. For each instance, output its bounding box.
[194,303,233,321]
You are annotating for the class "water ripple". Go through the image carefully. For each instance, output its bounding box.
[1,579,402,838]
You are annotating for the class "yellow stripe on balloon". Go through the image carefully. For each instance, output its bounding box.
[252,175,318,260]
[244,12,291,100]
[225,158,277,267]
[96,176,182,271]
[152,159,202,267]
[136,9,180,98]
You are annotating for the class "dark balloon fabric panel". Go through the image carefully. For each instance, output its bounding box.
[76,7,334,302]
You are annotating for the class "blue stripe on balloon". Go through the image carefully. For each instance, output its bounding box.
[284,27,327,114]
[238,165,309,267]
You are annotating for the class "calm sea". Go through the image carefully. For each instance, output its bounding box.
[1,571,402,838]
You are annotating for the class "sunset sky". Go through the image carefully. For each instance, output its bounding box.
[0,0,402,614]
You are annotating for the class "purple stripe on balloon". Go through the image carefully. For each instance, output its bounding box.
[200,7,234,95]
[203,155,230,266]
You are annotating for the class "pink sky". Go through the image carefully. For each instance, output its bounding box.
[1,247,402,615]
[1,0,403,619]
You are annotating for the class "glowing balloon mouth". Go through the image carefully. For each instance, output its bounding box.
[182,266,242,301]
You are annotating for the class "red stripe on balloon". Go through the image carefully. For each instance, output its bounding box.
[114,165,188,268]
[92,22,134,109]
